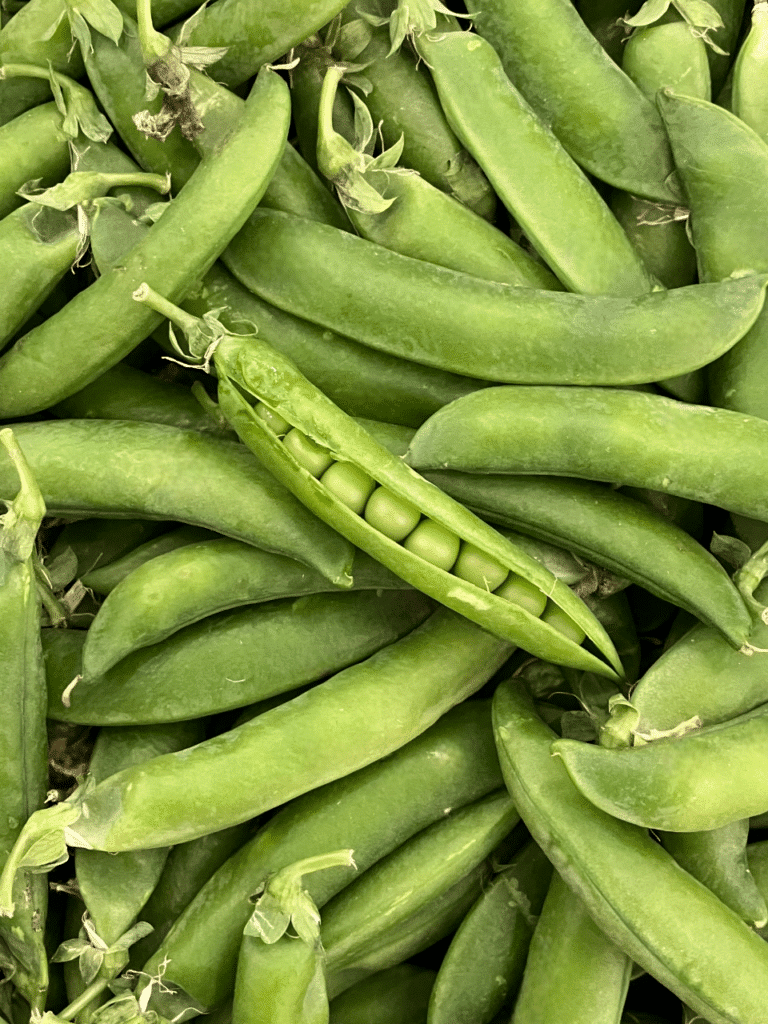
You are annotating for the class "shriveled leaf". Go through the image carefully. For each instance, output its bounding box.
[600,694,639,749]
[176,45,228,70]
[369,132,405,170]
[351,89,375,155]
[44,546,79,592]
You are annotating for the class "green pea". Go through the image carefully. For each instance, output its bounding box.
[283,428,334,477]
[541,602,586,645]
[364,486,422,542]
[453,543,508,592]
[402,519,460,571]
[320,461,376,514]
[495,574,547,617]
[255,401,291,436]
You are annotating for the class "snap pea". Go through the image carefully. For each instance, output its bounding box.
[0,102,69,219]
[224,210,767,385]
[463,0,678,201]
[140,697,506,1016]
[733,0,768,141]
[0,431,49,1013]
[413,29,657,296]
[608,189,697,292]
[492,677,768,1024]
[406,385,768,530]
[0,65,291,417]
[47,590,432,725]
[427,839,553,1024]
[47,518,170,582]
[419,471,752,647]
[328,965,435,1024]
[707,0,748,95]
[623,17,712,102]
[511,870,632,1024]
[80,542,413,680]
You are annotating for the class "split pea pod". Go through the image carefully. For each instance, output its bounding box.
[412,28,657,296]
[405,385,768,529]
[223,209,767,385]
[0,431,49,1013]
[0,420,353,585]
[463,0,678,201]
[140,698,506,1017]
[0,65,291,418]
[492,678,768,1024]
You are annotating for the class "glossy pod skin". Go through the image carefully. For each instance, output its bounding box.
[328,965,435,1024]
[60,608,513,852]
[0,103,70,219]
[224,210,767,385]
[413,28,656,297]
[732,0,768,142]
[46,590,432,725]
[0,67,291,418]
[81,526,217,595]
[492,678,768,1024]
[232,929,329,1024]
[406,385,768,529]
[463,0,678,201]
[140,699,506,1016]
[421,471,751,647]
[553,700,768,832]
[622,18,711,104]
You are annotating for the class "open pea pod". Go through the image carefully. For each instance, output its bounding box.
[210,335,621,680]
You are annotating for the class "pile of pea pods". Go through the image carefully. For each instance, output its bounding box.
[4,0,768,1019]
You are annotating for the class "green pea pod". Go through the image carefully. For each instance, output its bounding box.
[492,677,768,1024]
[328,965,435,1024]
[0,420,353,586]
[75,721,205,946]
[80,542,414,681]
[80,526,216,595]
[623,18,712,102]
[0,430,48,1012]
[0,65,290,418]
[0,103,69,218]
[463,0,678,201]
[427,840,553,1024]
[609,189,697,291]
[47,590,433,725]
[511,870,632,1024]
[47,518,170,582]
[413,28,657,296]
[405,385,768,532]
[204,335,620,678]
[732,1,768,142]
[420,471,752,648]
[223,210,767,385]
[140,697,506,1017]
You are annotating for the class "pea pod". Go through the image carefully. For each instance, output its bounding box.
[492,677,768,1024]
[223,210,767,385]
[406,385,768,531]
[732,1,768,142]
[328,965,435,1024]
[81,525,218,595]
[623,17,711,102]
[0,102,69,218]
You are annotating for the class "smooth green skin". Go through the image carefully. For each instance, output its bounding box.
[81,542,414,679]
[185,264,482,428]
[609,191,696,291]
[48,518,170,582]
[0,204,79,348]
[290,37,357,180]
[0,69,291,418]
[329,965,435,1024]
[707,0,748,95]
[554,702,768,830]
[141,698,506,1015]
[623,20,711,103]
[232,933,328,1024]
[733,1,768,141]
[47,590,432,725]
[0,420,353,584]
[428,840,553,1024]
[128,822,254,970]
[216,360,620,679]
[660,821,768,927]
[52,363,230,437]
[0,103,69,219]
[75,721,205,946]
[334,1,495,221]
[66,608,513,853]
[81,525,214,595]
[492,678,768,1024]
[658,91,768,421]
[322,790,518,977]
[464,0,677,201]
[415,30,656,297]
[406,385,768,526]
[422,471,751,647]
[511,870,632,1024]
[224,210,767,385]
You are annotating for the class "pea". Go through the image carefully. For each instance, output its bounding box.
[453,543,509,592]
[541,601,586,645]
[283,428,334,477]
[320,461,376,513]
[255,402,291,436]
[364,486,421,542]
[402,519,460,571]
[495,574,547,617]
